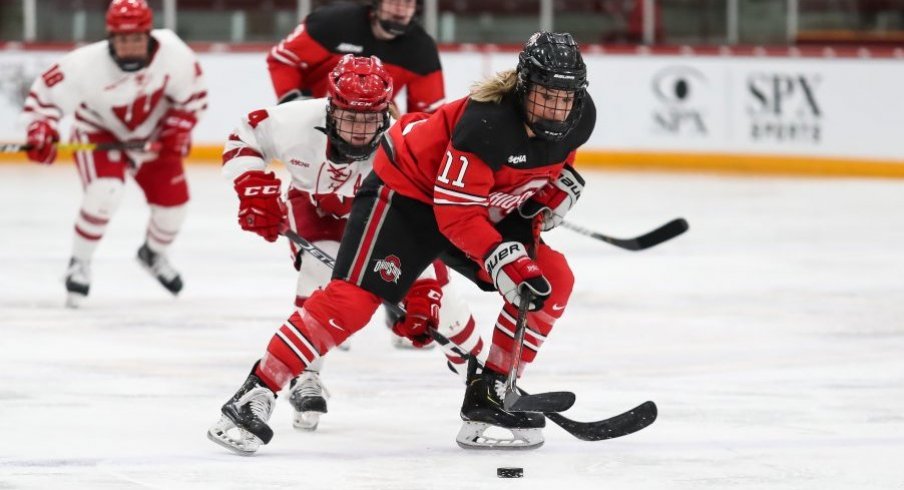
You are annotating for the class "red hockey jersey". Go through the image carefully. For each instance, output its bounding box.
[267,2,444,113]
[374,93,596,263]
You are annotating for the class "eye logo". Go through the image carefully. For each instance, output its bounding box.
[651,66,708,135]
[652,66,705,105]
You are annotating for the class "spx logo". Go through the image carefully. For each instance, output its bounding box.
[651,66,708,135]
[747,73,822,143]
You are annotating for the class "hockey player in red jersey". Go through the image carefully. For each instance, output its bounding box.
[209,32,592,454]
[267,0,444,113]
[216,55,483,435]
[21,0,206,307]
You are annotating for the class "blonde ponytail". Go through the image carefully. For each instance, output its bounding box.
[469,69,518,103]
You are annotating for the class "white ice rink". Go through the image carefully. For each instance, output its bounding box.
[1,164,902,489]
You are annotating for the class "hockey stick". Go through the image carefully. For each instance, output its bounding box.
[501,288,576,413]
[428,328,657,441]
[282,228,656,439]
[0,140,160,153]
[561,218,688,251]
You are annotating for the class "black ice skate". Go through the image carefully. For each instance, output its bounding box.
[207,368,276,456]
[288,370,330,431]
[64,257,91,308]
[136,243,183,295]
[456,358,545,450]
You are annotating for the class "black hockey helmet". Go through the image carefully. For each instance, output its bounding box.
[516,32,588,141]
[371,0,420,36]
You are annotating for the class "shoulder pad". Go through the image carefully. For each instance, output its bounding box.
[382,26,441,75]
[452,99,526,171]
[305,3,369,45]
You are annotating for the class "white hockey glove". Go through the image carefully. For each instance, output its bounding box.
[519,164,584,231]
[484,241,551,311]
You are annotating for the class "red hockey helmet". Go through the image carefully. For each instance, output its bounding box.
[324,55,394,162]
[106,0,153,34]
[327,55,393,112]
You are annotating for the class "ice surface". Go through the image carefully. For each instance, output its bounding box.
[1,165,903,489]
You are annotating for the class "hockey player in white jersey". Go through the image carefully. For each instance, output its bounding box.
[20,0,207,307]
[213,55,482,444]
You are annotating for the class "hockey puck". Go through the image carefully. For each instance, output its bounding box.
[497,467,523,478]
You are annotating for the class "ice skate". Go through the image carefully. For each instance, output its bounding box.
[136,242,183,295]
[288,370,330,431]
[456,358,545,450]
[207,370,276,456]
[64,258,91,308]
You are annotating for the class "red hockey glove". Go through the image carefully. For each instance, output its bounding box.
[26,120,59,164]
[484,241,551,311]
[234,171,286,242]
[519,164,584,231]
[158,109,197,156]
[392,279,443,348]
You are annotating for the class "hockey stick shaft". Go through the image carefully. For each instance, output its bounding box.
[504,290,531,396]
[501,288,576,413]
[561,218,689,251]
[0,140,159,153]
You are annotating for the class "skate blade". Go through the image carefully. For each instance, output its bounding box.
[65,292,85,309]
[293,411,322,431]
[336,341,351,351]
[136,258,183,296]
[206,416,263,456]
[455,421,544,451]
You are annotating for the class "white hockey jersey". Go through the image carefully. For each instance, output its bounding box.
[223,98,383,220]
[20,29,207,165]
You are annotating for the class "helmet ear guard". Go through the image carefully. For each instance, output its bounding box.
[516,32,588,141]
[325,55,394,162]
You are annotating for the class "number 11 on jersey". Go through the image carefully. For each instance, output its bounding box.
[438,151,469,188]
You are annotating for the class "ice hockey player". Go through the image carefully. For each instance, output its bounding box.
[267,0,443,113]
[269,0,446,350]
[207,31,593,453]
[215,54,483,436]
[20,0,207,307]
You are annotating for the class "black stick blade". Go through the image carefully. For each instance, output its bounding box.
[503,390,576,413]
[633,218,689,250]
[545,401,658,441]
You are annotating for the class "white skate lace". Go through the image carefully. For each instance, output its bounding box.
[147,253,179,281]
[296,373,330,400]
[247,389,275,421]
[493,379,507,402]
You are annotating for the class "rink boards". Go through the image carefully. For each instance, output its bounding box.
[1,44,903,177]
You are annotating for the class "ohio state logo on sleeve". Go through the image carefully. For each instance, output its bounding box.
[373,255,402,283]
